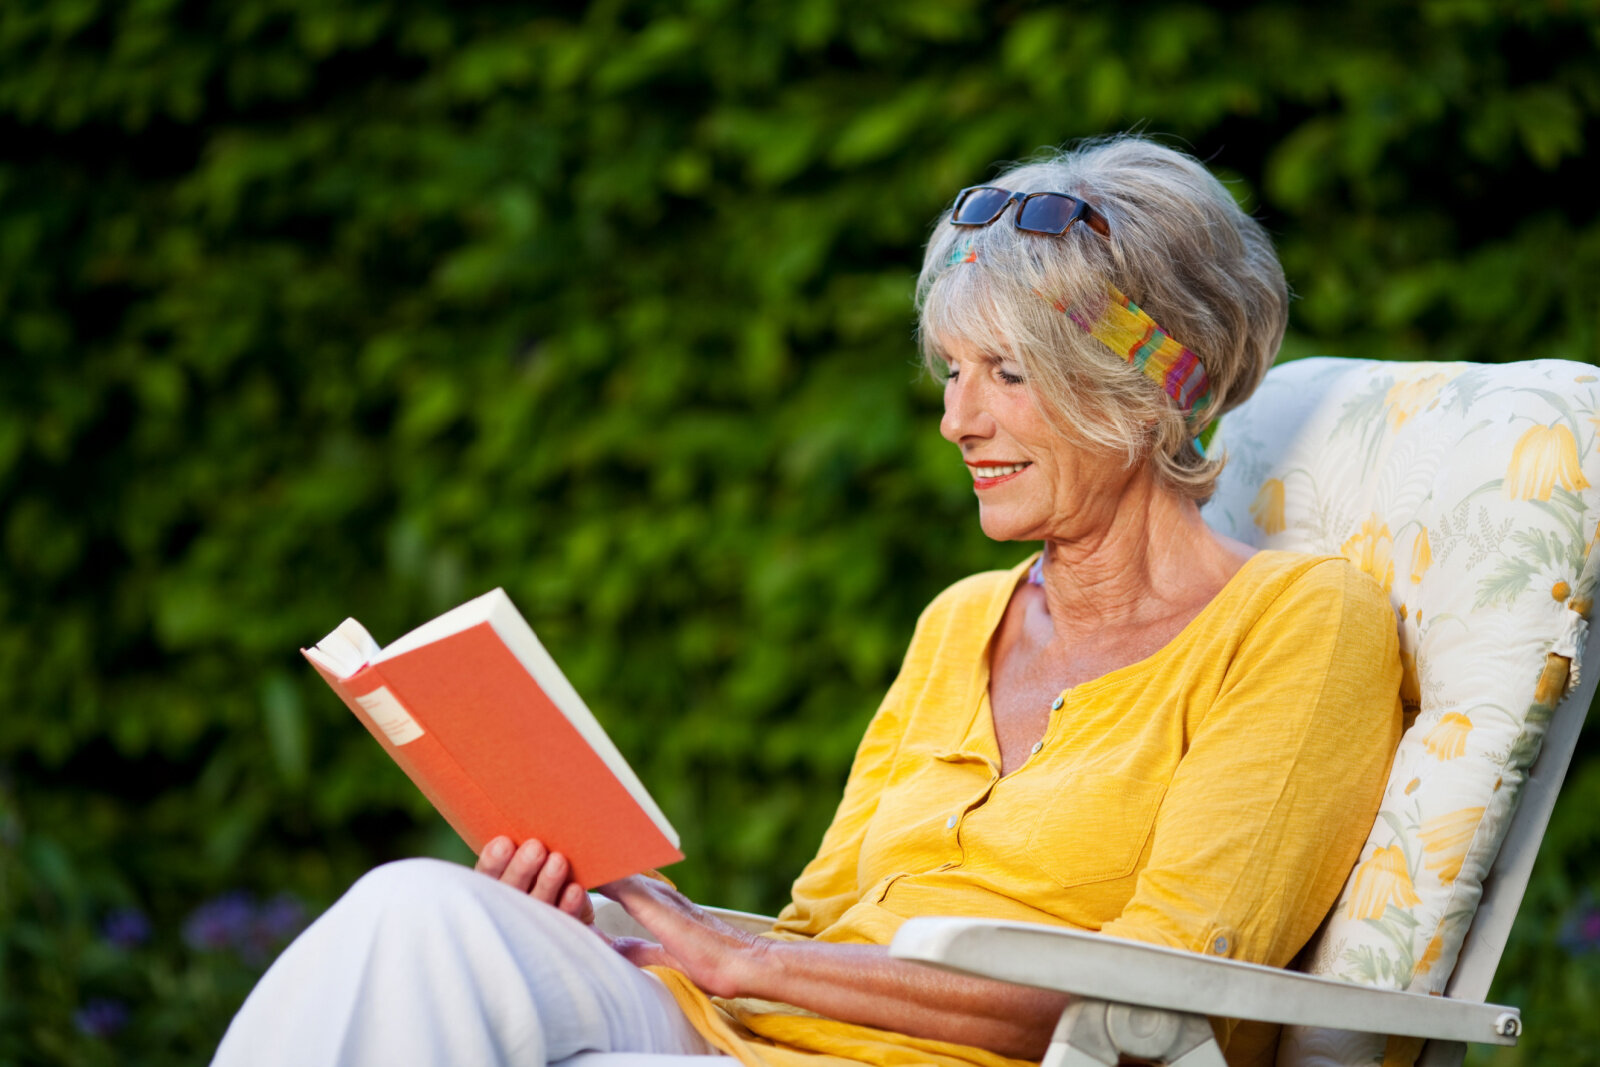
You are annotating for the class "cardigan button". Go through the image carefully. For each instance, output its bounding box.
[1050,695,1064,711]
[946,814,958,829]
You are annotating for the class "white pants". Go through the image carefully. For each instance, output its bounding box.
[211,858,726,1067]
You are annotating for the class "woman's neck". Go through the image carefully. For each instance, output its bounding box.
[1032,475,1252,643]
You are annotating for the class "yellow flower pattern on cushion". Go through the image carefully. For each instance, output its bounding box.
[1419,806,1485,884]
[1250,478,1286,534]
[1347,844,1421,920]
[1533,653,1571,708]
[1409,527,1431,584]
[1413,928,1446,977]
[1214,358,1600,1067]
[1341,514,1395,593]
[1505,423,1590,500]
[1421,712,1472,761]
[1384,374,1451,429]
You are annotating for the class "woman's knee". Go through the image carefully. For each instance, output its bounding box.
[336,858,500,931]
[347,857,472,904]
[340,858,578,944]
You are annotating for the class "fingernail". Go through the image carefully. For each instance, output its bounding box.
[489,838,511,859]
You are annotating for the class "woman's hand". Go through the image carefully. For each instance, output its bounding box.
[597,875,769,998]
[474,836,595,924]
[600,875,1065,1057]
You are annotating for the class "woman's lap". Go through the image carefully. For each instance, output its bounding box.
[211,858,720,1067]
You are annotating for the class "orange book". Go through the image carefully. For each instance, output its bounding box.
[302,588,682,887]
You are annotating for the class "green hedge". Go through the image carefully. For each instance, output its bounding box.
[2,1,1597,1062]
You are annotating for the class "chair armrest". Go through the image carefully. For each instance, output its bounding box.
[703,906,780,934]
[889,917,1521,1047]
[591,897,776,939]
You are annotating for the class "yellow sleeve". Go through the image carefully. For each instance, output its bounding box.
[1100,559,1402,968]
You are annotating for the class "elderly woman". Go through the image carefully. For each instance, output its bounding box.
[213,136,1401,1067]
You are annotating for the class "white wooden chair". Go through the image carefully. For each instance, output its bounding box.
[891,357,1600,1066]
[590,357,1600,1066]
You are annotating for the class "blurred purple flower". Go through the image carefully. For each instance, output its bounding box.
[73,998,128,1038]
[183,890,308,964]
[1558,894,1600,956]
[256,893,307,941]
[183,891,256,952]
[100,907,151,949]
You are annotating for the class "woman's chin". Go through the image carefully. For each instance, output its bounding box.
[975,510,1043,544]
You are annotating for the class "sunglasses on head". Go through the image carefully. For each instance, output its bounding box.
[949,186,1111,238]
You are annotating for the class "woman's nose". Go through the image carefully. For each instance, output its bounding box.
[940,375,992,444]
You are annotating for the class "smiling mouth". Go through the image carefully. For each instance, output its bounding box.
[968,461,1032,488]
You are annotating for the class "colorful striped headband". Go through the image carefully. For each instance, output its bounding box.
[947,240,1212,420]
[1058,286,1213,418]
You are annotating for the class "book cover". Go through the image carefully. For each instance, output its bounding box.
[303,589,682,887]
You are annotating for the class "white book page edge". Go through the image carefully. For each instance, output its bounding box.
[306,618,382,679]
[375,589,680,849]
[375,589,503,660]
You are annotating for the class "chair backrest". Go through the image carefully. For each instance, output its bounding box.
[1204,357,1600,1067]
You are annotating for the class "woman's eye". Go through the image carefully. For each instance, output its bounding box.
[998,367,1026,385]
[941,364,959,383]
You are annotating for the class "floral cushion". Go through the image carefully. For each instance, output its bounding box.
[1204,357,1600,1067]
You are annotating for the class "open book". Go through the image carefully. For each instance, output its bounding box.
[303,589,682,887]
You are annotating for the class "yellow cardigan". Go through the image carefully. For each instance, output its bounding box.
[655,551,1402,1066]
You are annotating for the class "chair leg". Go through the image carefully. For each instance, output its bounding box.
[1041,999,1225,1067]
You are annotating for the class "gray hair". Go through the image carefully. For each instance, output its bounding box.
[915,135,1288,502]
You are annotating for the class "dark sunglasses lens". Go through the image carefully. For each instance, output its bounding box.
[1016,194,1083,235]
[953,187,1012,225]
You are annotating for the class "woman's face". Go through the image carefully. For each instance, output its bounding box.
[938,336,1132,543]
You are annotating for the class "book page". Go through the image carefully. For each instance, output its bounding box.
[305,618,382,679]
[376,591,500,660]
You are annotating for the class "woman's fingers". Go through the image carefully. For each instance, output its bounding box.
[498,839,551,893]
[473,837,591,918]
[597,876,757,997]
[530,849,571,905]
[475,836,516,879]
[515,849,594,921]
[559,881,596,924]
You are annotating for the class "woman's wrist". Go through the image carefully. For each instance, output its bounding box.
[706,928,782,1001]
